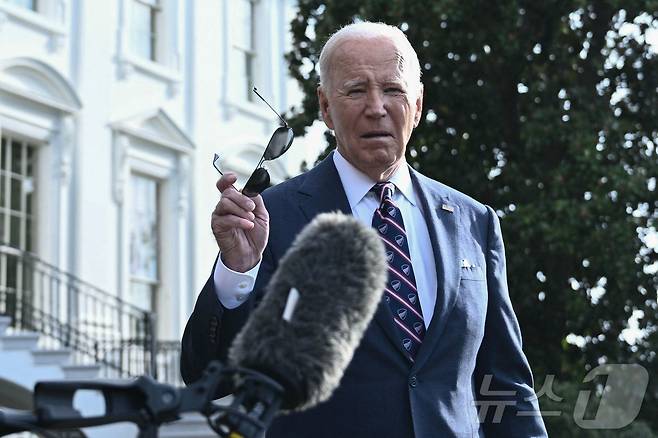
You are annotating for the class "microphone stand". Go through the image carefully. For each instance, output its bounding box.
[0,361,283,438]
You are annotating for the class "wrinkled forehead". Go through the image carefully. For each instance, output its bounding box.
[328,37,412,85]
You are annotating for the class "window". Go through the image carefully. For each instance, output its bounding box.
[233,0,257,102]
[0,0,67,50]
[118,0,182,87]
[111,110,192,338]
[7,0,37,11]
[0,135,37,316]
[129,174,159,312]
[130,0,161,62]
[0,135,36,251]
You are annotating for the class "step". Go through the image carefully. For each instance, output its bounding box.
[0,331,40,351]
[61,364,101,379]
[31,348,72,366]
[0,315,10,334]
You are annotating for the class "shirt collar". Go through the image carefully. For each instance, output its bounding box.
[332,149,416,209]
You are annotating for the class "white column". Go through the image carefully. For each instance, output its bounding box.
[55,115,74,271]
[176,154,190,337]
[113,134,129,204]
[114,134,130,306]
[52,115,74,323]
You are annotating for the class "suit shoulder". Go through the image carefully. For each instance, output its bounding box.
[261,170,307,206]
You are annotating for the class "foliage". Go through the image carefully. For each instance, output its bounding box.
[285,0,658,433]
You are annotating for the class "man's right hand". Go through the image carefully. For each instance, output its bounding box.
[211,173,269,272]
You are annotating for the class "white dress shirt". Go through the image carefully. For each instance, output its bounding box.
[214,150,438,326]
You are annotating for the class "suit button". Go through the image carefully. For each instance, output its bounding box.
[409,376,418,388]
[209,317,219,344]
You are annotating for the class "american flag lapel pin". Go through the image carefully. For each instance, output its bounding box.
[441,204,454,213]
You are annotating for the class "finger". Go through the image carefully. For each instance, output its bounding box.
[217,173,238,193]
[251,194,268,217]
[215,196,256,221]
[221,185,257,212]
[213,213,255,232]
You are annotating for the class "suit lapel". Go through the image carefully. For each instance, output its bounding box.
[410,170,461,372]
[297,152,352,220]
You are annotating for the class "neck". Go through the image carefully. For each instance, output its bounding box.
[367,164,402,183]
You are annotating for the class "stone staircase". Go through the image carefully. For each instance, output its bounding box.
[0,316,101,389]
[0,315,216,437]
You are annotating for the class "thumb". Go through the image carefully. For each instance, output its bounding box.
[251,193,268,216]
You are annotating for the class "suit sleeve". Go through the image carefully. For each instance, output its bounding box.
[180,244,277,393]
[474,206,548,437]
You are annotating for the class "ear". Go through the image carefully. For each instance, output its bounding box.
[413,83,424,128]
[317,86,335,130]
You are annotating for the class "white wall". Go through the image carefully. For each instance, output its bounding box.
[0,0,324,343]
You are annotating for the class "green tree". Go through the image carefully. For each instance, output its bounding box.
[286,0,658,433]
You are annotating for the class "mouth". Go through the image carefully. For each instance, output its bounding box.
[361,131,393,139]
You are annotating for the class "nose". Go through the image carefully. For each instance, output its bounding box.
[364,90,386,118]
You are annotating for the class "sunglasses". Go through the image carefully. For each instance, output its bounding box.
[213,87,294,197]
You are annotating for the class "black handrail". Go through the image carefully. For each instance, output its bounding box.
[0,244,181,383]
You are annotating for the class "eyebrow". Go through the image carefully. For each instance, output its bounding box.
[382,79,406,87]
[342,78,406,89]
[342,79,367,88]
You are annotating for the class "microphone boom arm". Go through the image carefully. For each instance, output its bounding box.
[0,361,284,438]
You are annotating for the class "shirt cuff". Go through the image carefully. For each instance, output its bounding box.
[213,254,261,309]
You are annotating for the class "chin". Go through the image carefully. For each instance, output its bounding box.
[357,151,391,165]
[340,144,401,171]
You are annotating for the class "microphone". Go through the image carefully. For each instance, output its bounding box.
[228,212,388,413]
[0,213,387,438]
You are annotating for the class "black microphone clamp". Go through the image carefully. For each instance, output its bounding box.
[0,361,284,438]
[207,368,283,438]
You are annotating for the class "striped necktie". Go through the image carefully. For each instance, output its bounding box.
[371,182,425,361]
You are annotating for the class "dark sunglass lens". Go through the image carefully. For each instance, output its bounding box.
[243,167,271,197]
[263,127,294,160]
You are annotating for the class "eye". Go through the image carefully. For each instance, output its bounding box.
[384,87,405,95]
[347,88,365,96]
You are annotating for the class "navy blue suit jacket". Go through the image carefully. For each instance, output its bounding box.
[181,153,548,437]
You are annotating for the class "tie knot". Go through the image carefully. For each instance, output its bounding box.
[372,182,395,204]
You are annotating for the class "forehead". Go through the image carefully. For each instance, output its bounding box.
[329,37,408,84]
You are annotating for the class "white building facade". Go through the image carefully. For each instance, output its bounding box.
[0,0,320,431]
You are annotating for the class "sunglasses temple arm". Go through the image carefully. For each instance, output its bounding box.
[214,160,243,192]
[252,87,288,127]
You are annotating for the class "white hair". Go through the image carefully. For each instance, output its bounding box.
[318,21,422,95]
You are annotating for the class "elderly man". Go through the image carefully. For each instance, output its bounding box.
[181,21,547,437]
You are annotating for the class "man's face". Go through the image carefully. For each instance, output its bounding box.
[318,37,423,181]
